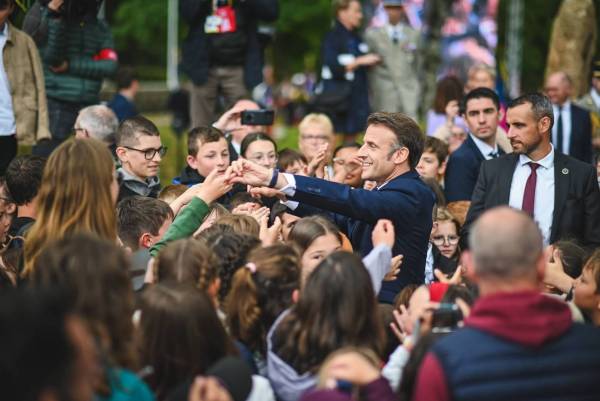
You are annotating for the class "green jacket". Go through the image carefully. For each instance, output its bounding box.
[150,197,210,257]
[26,7,117,104]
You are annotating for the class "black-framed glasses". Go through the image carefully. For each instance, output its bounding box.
[432,235,459,246]
[123,146,168,160]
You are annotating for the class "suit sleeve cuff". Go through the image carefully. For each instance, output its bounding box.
[280,173,296,197]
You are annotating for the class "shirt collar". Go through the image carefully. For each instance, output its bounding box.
[469,133,498,157]
[518,145,555,169]
[553,100,571,111]
[0,23,8,38]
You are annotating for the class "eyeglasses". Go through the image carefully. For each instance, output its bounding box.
[123,146,168,160]
[300,134,331,142]
[432,235,459,246]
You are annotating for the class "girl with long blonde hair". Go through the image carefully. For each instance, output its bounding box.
[23,138,118,276]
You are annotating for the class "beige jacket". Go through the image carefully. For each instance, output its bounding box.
[3,23,50,145]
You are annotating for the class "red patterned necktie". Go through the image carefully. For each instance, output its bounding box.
[521,162,540,217]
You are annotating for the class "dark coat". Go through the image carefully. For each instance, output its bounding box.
[290,171,435,304]
[320,20,370,134]
[179,0,278,90]
[463,152,600,249]
[567,103,593,163]
[444,135,505,202]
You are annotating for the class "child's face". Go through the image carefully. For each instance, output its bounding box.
[416,150,444,182]
[187,138,230,178]
[285,160,308,176]
[119,135,163,179]
[574,266,600,313]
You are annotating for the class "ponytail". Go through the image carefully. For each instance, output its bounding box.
[226,266,261,349]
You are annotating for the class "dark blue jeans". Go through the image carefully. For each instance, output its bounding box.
[35,97,86,156]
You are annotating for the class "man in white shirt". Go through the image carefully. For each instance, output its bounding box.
[364,0,420,118]
[464,93,600,249]
[0,2,16,174]
[545,71,593,163]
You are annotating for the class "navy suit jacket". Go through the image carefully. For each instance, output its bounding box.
[290,171,435,303]
[568,104,593,163]
[444,135,504,202]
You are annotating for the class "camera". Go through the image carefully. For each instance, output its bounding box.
[241,110,274,126]
[431,303,463,333]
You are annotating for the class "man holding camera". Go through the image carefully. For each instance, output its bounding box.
[180,0,278,129]
[23,0,117,154]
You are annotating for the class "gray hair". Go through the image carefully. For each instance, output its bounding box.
[78,105,119,143]
[469,207,543,280]
[507,93,554,130]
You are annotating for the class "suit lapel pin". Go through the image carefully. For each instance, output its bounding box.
[562,168,569,175]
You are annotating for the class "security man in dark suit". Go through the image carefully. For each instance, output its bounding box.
[228,112,436,304]
[545,71,593,163]
[464,93,600,250]
[445,88,506,203]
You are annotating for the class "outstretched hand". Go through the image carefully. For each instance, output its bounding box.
[196,168,233,204]
[227,158,272,187]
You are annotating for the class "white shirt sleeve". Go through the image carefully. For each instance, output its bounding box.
[279,173,297,197]
[382,345,411,392]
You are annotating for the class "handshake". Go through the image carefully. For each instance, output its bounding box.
[181,159,284,207]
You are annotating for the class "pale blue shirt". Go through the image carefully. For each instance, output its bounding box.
[552,101,572,155]
[470,133,499,160]
[508,146,555,245]
[0,23,16,136]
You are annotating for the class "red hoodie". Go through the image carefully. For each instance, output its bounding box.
[412,291,573,401]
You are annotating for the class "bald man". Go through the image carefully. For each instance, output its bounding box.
[545,71,593,163]
[413,207,600,401]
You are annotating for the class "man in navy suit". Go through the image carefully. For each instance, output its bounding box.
[545,71,593,163]
[445,88,505,203]
[229,112,435,303]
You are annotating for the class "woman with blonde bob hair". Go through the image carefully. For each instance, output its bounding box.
[23,138,118,276]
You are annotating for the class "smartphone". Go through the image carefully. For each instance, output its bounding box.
[241,109,274,126]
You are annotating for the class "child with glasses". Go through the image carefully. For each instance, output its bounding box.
[115,116,165,202]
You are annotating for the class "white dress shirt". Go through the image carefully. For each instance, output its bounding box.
[508,146,555,245]
[0,23,16,136]
[470,133,499,160]
[424,242,434,284]
[552,101,572,154]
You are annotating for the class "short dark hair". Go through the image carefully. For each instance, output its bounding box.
[240,132,277,158]
[507,93,554,129]
[117,196,174,250]
[333,142,361,159]
[5,155,46,206]
[115,66,137,90]
[423,137,448,165]
[188,126,226,156]
[366,112,424,169]
[116,115,160,146]
[277,148,307,171]
[461,87,500,113]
